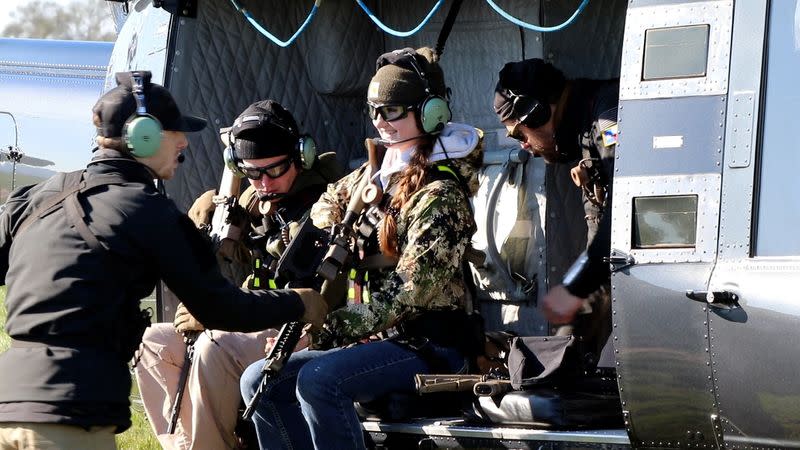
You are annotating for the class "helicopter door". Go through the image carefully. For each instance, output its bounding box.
[610,0,733,446]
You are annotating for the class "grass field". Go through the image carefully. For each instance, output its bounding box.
[0,287,160,449]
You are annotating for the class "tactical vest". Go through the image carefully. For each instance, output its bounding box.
[345,163,471,306]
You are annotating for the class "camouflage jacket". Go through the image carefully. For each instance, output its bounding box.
[311,123,484,346]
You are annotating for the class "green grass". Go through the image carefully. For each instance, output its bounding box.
[0,288,8,354]
[0,287,160,449]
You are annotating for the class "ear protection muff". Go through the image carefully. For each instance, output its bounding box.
[223,113,317,174]
[509,90,551,130]
[124,72,163,158]
[402,51,452,134]
[223,128,245,178]
[297,134,317,170]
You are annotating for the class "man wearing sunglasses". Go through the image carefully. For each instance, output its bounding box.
[493,58,619,367]
[135,100,343,450]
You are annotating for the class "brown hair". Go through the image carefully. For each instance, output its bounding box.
[378,136,436,257]
[92,113,128,152]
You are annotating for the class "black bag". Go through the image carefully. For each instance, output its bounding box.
[507,335,586,390]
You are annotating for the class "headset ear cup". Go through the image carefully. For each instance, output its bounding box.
[223,145,245,178]
[298,135,317,170]
[419,96,451,134]
[125,114,163,158]
[515,96,551,129]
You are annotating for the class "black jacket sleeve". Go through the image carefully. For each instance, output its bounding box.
[563,209,611,298]
[136,199,304,332]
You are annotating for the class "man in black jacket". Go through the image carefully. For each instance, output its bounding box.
[493,59,618,359]
[0,72,326,449]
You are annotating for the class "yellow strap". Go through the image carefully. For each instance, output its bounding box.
[268,279,277,289]
[347,287,356,299]
[253,277,261,288]
[435,165,457,179]
[349,269,357,280]
[255,258,261,269]
[363,290,370,303]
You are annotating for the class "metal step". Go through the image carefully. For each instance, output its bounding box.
[363,419,630,448]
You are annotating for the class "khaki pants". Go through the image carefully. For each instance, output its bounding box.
[0,423,116,450]
[135,323,274,450]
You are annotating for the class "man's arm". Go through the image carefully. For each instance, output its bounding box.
[543,207,611,324]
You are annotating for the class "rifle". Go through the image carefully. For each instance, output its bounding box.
[242,139,383,421]
[209,163,245,258]
[167,330,199,434]
[318,138,384,281]
[169,162,244,432]
[415,374,511,397]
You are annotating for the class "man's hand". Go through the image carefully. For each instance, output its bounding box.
[187,189,217,229]
[542,285,586,324]
[293,288,328,328]
[173,303,205,333]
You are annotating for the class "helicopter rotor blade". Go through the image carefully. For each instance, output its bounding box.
[0,151,55,168]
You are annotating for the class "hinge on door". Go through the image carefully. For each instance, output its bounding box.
[604,249,635,272]
[710,414,724,448]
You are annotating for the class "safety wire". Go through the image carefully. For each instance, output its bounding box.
[485,0,590,32]
[355,0,444,38]
[228,0,322,47]
[231,0,587,47]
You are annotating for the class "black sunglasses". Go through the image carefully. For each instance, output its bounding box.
[237,156,294,180]
[367,103,415,122]
[507,121,526,142]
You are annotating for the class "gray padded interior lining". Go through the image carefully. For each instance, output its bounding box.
[160,0,626,334]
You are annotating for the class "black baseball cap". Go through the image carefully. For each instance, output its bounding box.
[93,71,206,137]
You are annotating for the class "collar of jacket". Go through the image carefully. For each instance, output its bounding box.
[87,148,160,186]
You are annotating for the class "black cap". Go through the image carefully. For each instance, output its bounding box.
[232,100,299,160]
[93,71,206,137]
[493,59,566,122]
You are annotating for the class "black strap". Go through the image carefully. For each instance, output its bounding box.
[13,171,129,248]
[389,336,452,374]
[64,190,105,251]
[434,0,464,58]
[13,170,85,238]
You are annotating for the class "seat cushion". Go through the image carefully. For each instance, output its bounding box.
[466,387,623,428]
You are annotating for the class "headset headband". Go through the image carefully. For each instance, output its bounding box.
[130,72,148,116]
[233,114,298,139]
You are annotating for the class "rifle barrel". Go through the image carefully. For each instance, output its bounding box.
[167,331,199,434]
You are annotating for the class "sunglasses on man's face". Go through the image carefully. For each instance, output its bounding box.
[238,156,294,180]
[507,121,526,142]
[367,103,414,122]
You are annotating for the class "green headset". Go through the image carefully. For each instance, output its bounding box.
[123,72,163,158]
[399,50,452,134]
[223,113,317,178]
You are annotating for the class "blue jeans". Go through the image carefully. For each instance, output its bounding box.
[240,340,466,450]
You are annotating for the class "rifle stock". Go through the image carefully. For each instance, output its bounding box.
[209,166,244,255]
[415,374,512,397]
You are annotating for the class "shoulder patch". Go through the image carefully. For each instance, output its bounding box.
[602,124,618,148]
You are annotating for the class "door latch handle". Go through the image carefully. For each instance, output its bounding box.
[685,290,740,309]
[604,249,635,272]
